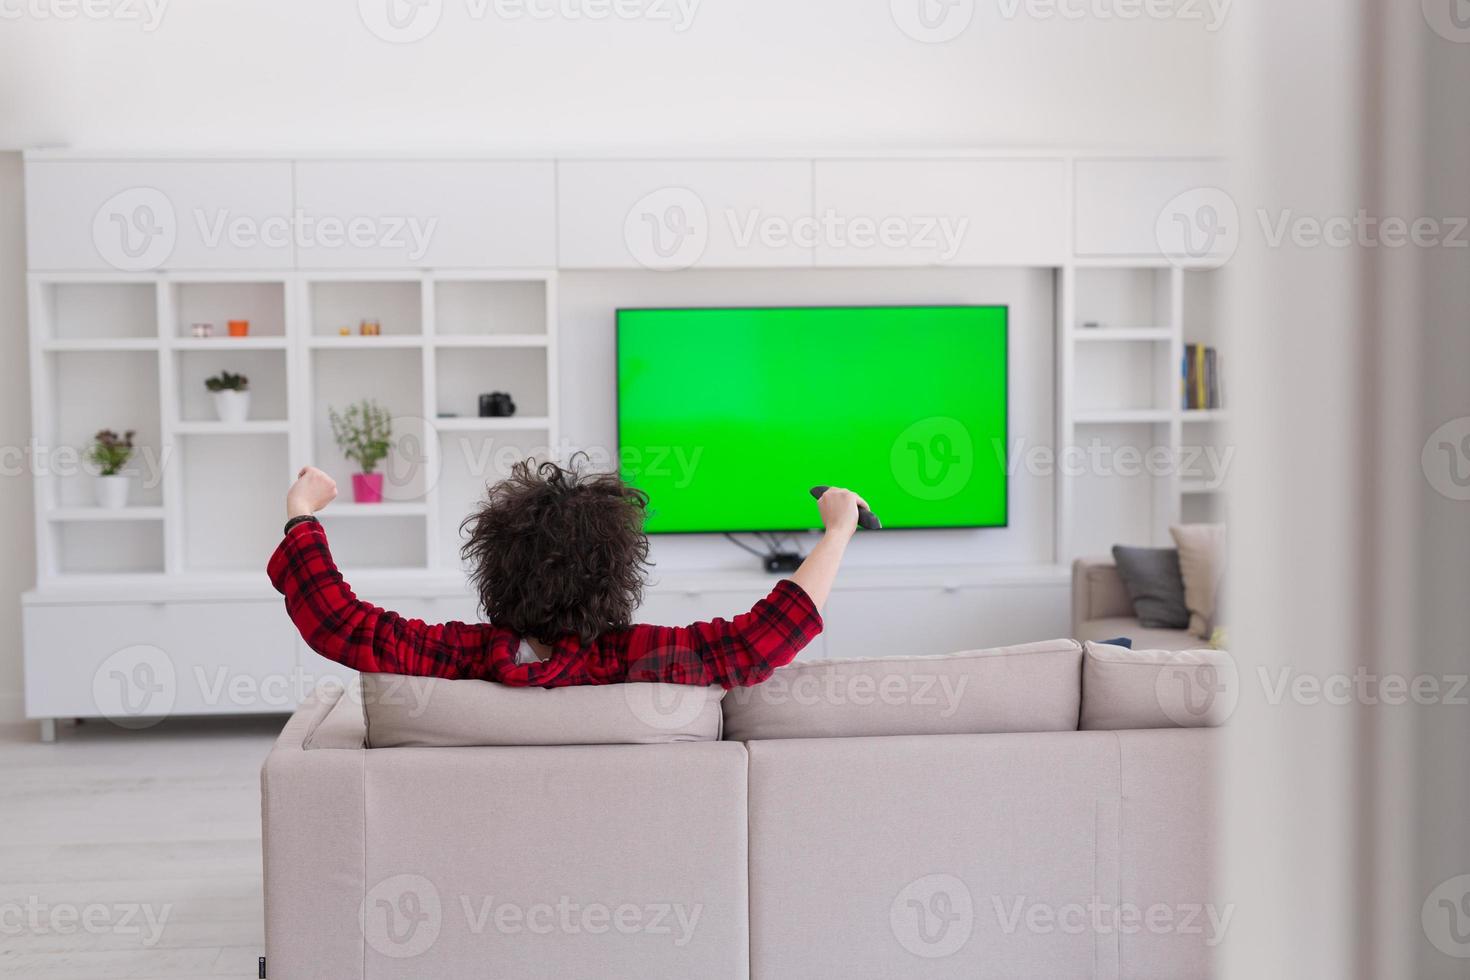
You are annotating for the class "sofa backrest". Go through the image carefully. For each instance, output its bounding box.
[1079,641,1237,730]
[722,639,1083,741]
[743,727,1221,979]
[358,673,726,747]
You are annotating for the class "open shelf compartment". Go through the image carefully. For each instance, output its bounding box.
[434,346,548,421]
[37,281,157,342]
[308,279,423,337]
[43,350,164,511]
[169,280,286,339]
[178,432,290,573]
[1074,267,1173,333]
[175,348,288,423]
[433,278,548,337]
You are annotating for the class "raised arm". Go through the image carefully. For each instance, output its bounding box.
[619,486,865,688]
[790,486,866,612]
[267,466,474,678]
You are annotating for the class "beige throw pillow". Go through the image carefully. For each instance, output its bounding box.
[1169,523,1226,638]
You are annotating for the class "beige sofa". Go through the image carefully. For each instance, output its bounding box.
[262,639,1225,980]
[1072,557,1205,651]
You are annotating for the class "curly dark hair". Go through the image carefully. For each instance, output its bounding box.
[459,456,651,644]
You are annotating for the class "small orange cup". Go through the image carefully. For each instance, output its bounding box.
[227,320,250,337]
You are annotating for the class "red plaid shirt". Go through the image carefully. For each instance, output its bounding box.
[267,519,823,688]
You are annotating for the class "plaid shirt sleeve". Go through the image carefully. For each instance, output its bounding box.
[618,580,823,689]
[266,519,478,679]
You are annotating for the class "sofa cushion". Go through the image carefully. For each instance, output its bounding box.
[722,639,1083,741]
[1080,641,1237,730]
[301,679,367,750]
[359,673,725,747]
[1111,545,1190,628]
[1170,522,1227,637]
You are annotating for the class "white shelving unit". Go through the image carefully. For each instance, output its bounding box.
[1057,262,1230,559]
[20,150,1230,736]
[27,269,559,584]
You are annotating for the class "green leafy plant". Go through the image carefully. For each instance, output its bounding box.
[87,429,135,477]
[329,400,393,474]
[204,371,249,392]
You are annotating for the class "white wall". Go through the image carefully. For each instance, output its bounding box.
[0,153,35,722]
[0,4,1227,722]
[558,267,1055,572]
[0,1,1222,154]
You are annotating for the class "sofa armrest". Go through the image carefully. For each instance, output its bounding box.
[261,687,366,980]
[1071,557,1135,631]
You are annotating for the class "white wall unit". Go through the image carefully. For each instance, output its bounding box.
[21,152,1228,733]
[23,600,299,719]
[26,160,294,271]
[812,159,1070,267]
[1073,158,1231,259]
[1057,261,1230,559]
[557,160,814,269]
[293,161,556,269]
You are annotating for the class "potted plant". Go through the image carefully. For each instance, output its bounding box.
[205,371,250,423]
[87,429,135,509]
[329,400,393,503]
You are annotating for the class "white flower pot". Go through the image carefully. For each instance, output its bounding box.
[212,389,251,424]
[95,474,130,509]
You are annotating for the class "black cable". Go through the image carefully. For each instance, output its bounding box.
[723,533,770,559]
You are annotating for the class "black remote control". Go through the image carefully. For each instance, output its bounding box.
[809,486,882,530]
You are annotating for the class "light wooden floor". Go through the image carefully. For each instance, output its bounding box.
[0,716,284,979]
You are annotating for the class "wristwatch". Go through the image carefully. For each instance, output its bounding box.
[283,514,320,536]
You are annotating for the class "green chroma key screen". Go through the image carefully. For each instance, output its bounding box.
[615,305,1008,533]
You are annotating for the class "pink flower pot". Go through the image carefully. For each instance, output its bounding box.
[351,472,384,504]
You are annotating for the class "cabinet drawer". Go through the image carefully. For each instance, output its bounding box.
[24,600,298,720]
[813,159,1069,266]
[26,159,295,271]
[557,160,814,269]
[294,161,556,268]
[1073,158,1230,258]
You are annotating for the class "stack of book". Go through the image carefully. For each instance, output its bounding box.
[1183,344,1223,410]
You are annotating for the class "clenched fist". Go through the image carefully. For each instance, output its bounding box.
[286,466,337,519]
[814,486,870,540]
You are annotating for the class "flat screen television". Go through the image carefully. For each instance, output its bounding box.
[616,305,1007,533]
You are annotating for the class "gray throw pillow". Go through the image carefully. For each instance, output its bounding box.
[1110,545,1190,629]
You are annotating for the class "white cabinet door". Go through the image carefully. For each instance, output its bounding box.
[820,583,1070,660]
[812,159,1070,267]
[1073,158,1231,258]
[293,161,556,269]
[557,160,814,269]
[26,159,295,271]
[23,600,299,720]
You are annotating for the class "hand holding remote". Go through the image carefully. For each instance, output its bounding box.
[809,485,882,532]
